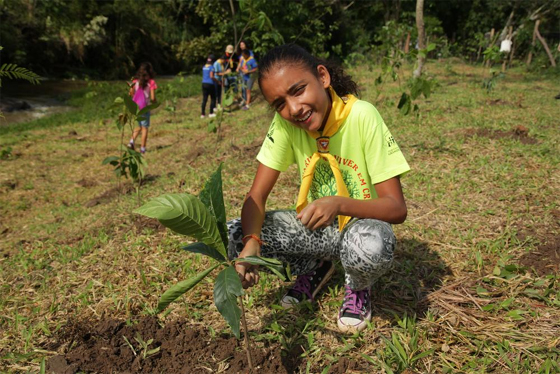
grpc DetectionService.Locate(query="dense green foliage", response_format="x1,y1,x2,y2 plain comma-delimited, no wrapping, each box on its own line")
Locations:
1,0,558,79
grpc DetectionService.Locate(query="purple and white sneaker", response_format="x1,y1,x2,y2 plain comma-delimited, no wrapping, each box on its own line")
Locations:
281,261,335,309
337,285,372,333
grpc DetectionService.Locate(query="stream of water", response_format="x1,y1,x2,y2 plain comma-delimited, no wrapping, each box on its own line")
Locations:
0,79,87,126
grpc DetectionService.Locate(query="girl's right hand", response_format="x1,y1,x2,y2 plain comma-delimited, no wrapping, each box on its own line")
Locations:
235,241,261,289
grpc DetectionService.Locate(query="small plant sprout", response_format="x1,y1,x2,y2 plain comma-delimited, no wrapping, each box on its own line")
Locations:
134,163,289,372
134,332,161,359
103,91,159,197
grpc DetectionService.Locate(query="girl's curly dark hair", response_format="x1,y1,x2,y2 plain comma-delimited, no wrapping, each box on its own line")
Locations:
136,62,155,89
258,44,358,97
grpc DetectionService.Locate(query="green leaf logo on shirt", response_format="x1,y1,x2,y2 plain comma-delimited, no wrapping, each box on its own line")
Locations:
309,162,360,200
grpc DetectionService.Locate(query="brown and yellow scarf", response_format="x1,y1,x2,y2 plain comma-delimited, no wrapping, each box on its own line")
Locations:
296,86,357,231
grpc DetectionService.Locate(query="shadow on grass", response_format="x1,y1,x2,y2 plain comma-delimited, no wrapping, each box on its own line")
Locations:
255,238,452,372
374,238,453,317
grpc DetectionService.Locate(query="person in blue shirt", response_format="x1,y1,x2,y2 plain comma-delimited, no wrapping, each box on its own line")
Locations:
201,55,217,118
213,55,231,108
238,49,258,110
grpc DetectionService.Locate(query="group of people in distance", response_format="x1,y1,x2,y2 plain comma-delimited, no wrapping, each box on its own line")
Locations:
125,41,258,153
201,41,258,118
127,43,411,334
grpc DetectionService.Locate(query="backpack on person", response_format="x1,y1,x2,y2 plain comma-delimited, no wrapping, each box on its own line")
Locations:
132,82,147,110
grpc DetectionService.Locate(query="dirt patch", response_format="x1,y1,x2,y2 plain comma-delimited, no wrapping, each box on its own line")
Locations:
486,98,511,106
518,236,560,277
140,173,160,186
84,184,134,207
185,146,205,165
132,215,166,234
327,356,365,374
46,316,293,374
464,126,538,145
76,178,98,188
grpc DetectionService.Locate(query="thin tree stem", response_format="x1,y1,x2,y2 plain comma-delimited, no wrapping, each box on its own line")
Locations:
239,296,254,372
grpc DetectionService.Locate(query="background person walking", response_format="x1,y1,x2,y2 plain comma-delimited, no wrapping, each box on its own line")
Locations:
201,55,217,118
128,62,157,154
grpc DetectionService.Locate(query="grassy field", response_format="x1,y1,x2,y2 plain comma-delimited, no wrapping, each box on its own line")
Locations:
0,60,559,373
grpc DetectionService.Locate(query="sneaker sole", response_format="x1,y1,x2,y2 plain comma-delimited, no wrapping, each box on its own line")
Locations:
337,311,371,333
281,262,335,309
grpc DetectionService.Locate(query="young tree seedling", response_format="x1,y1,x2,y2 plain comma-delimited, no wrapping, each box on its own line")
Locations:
103,92,159,200
134,164,289,372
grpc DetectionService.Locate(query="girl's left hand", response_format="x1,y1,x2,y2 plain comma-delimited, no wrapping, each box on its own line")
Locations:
297,196,339,230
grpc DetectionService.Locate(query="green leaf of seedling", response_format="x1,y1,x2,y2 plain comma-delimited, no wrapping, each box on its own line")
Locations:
235,256,289,281
214,266,244,338
134,194,226,257
223,90,234,107
199,163,228,247
182,242,226,263
157,262,220,312
208,120,217,133
138,101,160,116
397,93,411,115
427,43,436,52
124,95,138,115
422,80,432,98
102,156,120,165
411,80,423,100
146,347,161,357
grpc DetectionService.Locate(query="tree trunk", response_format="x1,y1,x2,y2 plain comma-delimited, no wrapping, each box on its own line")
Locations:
535,22,557,67
485,28,495,68
508,37,516,68
228,0,238,44
413,0,425,78
526,20,539,66
404,32,411,53
502,26,513,72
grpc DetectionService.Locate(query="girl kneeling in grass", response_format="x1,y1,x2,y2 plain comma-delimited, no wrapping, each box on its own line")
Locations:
228,44,410,333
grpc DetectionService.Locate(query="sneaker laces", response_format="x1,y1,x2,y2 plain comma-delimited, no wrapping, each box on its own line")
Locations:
290,272,315,301
341,285,369,316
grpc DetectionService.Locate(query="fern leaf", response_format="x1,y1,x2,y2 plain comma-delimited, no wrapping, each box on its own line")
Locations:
0,63,41,87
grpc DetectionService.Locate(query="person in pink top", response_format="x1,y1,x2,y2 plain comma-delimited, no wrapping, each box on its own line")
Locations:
128,62,157,154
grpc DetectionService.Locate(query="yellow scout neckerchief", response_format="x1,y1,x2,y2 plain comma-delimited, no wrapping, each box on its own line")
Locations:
240,56,254,71
296,86,357,231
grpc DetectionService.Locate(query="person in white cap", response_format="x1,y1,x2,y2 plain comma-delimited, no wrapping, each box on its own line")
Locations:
224,45,239,95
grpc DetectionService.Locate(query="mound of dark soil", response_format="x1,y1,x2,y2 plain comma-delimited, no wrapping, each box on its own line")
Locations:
518,235,560,277
464,126,538,145
47,316,292,374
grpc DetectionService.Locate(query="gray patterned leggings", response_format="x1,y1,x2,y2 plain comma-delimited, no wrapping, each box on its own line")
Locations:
227,210,396,290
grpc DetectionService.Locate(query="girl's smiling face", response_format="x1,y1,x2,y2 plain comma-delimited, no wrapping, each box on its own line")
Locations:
260,64,331,132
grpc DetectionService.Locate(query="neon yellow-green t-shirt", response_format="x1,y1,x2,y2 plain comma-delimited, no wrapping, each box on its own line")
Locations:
257,100,410,201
